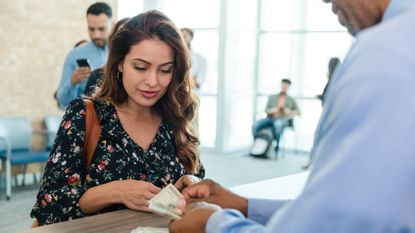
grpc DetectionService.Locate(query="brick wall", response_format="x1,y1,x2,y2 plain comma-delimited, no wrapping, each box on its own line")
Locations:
0,0,117,177
0,0,117,134
0,0,116,121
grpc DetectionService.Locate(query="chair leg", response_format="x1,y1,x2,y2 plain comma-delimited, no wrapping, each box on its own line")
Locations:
22,164,28,186
6,159,11,200
14,174,19,187
0,159,3,190
33,173,38,184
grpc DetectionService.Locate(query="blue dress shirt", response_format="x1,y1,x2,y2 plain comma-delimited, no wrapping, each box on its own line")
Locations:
56,42,108,109
206,0,415,232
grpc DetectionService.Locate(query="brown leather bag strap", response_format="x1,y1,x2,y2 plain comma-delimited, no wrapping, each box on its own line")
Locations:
84,99,101,172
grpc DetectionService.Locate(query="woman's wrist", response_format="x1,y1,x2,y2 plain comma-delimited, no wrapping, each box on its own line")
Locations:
106,180,124,204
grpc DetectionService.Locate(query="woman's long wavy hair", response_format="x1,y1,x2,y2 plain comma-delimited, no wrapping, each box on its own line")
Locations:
93,10,200,174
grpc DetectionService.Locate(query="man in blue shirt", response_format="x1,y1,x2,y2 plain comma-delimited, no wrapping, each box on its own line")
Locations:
170,0,415,232
56,2,112,109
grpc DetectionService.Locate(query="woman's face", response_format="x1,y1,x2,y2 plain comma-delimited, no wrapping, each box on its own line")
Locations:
119,38,174,109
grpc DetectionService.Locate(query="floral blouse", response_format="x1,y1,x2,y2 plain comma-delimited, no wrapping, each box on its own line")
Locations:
31,98,205,225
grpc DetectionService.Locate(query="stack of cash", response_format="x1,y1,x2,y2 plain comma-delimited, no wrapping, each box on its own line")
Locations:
131,227,168,233
149,183,183,220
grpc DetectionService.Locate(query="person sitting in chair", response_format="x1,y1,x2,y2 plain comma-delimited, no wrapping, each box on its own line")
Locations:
252,79,300,154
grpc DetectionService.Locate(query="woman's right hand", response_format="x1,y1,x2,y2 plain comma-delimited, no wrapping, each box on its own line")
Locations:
114,180,161,212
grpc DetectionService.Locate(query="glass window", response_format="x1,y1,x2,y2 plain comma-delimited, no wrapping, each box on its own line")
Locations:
302,32,353,97
163,0,220,28
306,0,346,31
117,0,143,19
257,33,293,94
261,0,294,31
192,30,219,95
199,96,217,147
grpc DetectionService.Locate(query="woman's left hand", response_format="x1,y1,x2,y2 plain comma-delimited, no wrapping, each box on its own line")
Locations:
174,175,202,192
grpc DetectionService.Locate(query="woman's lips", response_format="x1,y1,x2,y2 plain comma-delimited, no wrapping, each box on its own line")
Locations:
139,90,159,98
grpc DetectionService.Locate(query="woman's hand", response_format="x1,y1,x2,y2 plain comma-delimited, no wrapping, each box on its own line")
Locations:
31,218,39,228
174,175,202,192
114,180,161,212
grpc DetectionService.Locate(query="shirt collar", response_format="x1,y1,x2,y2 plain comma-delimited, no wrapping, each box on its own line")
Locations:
88,41,108,51
383,0,415,21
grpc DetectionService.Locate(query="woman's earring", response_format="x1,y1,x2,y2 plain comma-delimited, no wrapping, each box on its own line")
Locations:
116,71,121,81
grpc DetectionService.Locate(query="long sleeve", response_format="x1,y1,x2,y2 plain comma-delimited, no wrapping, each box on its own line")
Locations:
206,209,266,233
247,199,290,225
56,53,85,110
31,99,89,225
206,199,289,233
264,95,277,115
206,3,415,232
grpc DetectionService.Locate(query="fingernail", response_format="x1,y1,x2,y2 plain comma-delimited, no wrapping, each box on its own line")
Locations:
176,199,186,209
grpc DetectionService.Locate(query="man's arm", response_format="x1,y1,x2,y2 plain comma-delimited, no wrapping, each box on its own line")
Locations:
56,53,90,109
265,95,278,115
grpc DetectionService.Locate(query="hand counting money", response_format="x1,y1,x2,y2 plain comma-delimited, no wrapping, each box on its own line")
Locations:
149,184,183,219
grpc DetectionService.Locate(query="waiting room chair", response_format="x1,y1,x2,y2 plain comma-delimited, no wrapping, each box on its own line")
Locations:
44,115,63,150
0,117,50,200
252,113,298,159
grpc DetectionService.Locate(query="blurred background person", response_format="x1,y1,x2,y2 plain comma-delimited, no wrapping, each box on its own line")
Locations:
252,79,300,156
56,2,113,109
181,28,207,91
83,17,131,97
303,57,342,169
317,57,342,106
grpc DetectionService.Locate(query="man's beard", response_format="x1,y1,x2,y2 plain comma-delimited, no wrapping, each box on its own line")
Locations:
92,39,106,48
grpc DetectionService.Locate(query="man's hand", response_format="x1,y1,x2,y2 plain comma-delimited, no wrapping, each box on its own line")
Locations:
169,202,221,233
174,175,202,192
71,67,91,85
181,179,248,216
272,110,283,119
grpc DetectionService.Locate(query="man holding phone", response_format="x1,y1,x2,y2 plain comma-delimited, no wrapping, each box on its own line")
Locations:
56,2,112,109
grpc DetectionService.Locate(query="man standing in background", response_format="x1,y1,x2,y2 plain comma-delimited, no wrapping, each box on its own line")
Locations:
181,28,207,91
56,2,112,109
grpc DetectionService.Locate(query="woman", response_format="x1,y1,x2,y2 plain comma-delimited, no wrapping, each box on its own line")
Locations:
31,11,204,226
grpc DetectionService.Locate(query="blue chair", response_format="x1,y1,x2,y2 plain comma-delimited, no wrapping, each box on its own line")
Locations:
0,117,50,200
44,115,63,150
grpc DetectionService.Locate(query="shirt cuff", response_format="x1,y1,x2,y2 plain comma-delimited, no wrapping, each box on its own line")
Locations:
206,209,245,233
248,198,290,225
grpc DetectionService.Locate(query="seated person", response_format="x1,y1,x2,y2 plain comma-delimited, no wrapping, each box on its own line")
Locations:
31,11,204,226
252,79,300,154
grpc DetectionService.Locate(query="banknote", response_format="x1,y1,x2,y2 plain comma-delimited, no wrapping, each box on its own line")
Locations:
149,183,183,219
131,227,168,233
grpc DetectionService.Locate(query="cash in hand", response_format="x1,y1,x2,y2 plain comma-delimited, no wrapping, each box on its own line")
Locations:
149,184,183,220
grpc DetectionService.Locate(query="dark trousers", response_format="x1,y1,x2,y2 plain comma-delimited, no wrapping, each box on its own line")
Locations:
252,117,288,152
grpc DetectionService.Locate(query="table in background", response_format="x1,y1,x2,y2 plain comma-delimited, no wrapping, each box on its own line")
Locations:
231,171,310,199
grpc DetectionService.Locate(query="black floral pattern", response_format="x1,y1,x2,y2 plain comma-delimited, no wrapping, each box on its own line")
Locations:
31,98,204,225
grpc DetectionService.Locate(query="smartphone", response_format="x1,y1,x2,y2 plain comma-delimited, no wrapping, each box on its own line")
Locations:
76,58,91,69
